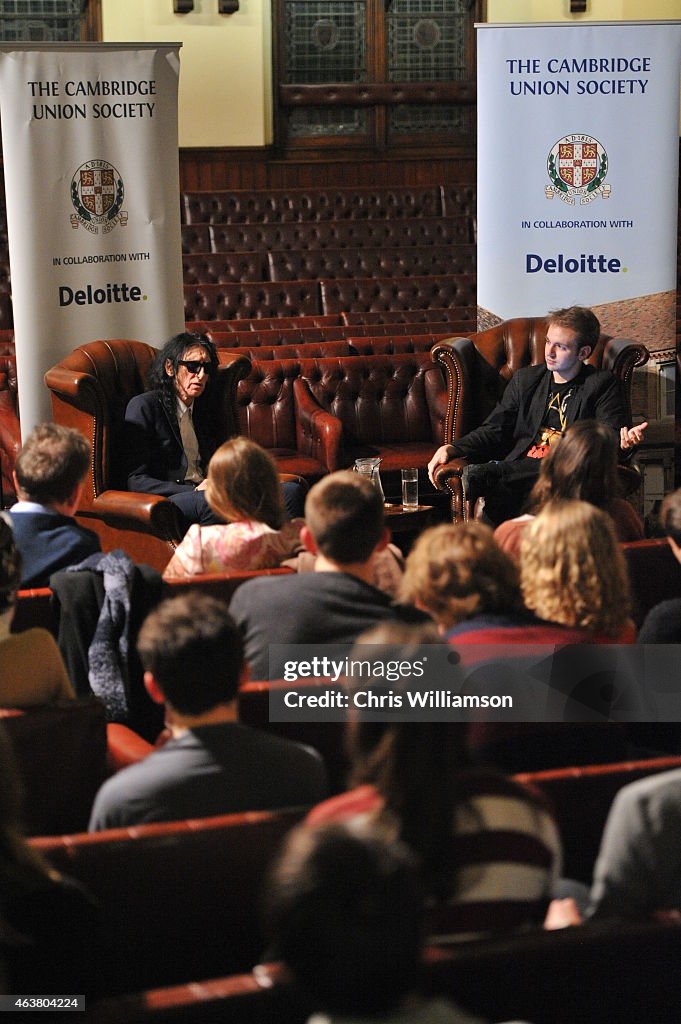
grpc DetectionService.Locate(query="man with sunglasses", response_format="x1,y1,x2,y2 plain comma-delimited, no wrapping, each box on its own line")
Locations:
124,332,223,532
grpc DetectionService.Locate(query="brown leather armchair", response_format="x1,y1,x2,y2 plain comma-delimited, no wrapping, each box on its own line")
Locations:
430,317,649,521
44,339,250,571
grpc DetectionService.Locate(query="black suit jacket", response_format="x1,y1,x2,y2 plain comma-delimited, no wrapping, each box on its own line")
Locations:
124,390,218,497
451,364,628,464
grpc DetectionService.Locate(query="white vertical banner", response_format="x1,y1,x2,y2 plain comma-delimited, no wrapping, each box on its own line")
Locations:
476,22,681,343
0,43,184,433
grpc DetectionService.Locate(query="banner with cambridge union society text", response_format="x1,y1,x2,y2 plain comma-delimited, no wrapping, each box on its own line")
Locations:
0,44,184,432
476,22,681,343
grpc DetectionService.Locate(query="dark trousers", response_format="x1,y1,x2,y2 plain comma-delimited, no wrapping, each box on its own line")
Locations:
170,479,307,535
477,459,542,526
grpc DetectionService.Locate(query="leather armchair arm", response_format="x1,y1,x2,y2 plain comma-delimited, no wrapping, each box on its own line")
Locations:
43,364,100,403
432,455,471,521
431,336,480,443
293,378,343,472
90,490,183,541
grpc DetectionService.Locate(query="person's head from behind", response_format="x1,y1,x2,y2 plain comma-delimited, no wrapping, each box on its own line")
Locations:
520,499,630,636
528,419,619,512
206,437,285,530
136,593,244,716
660,489,681,560
0,518,21,617
401,521,522,629
148,331,218,407
266,822,423,1017
345,622,471,901
13,423,89,509
302,470,388,566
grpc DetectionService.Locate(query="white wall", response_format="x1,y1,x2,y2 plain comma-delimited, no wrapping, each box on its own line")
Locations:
101,0,272,147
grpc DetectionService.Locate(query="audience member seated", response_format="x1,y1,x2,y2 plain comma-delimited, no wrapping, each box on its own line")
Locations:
401,521,588,646
305,626,560,943
400,522,630,770
163,437,303,578
427,305,646,525
587,765,681,920
8,422,100,588
123,331,304,534
546,763,681,929
0,517,74,706
0,725,100,997
88,592,326,830
229,471,430,680
266,821,527,1024
494,419,644,563
637,488,681,643
520,501,636,643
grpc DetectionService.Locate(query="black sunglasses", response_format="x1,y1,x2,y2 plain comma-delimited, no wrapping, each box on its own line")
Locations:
178,359,213,374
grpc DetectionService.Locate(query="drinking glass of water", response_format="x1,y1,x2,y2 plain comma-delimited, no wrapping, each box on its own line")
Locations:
401,468,419,508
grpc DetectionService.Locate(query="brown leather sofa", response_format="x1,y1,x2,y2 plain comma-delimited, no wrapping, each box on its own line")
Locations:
186,313,342,333
342,307,477,325
208,329,449,354
182,185,443,224
209,215,473,251
234,357,333,481
320,274,477,315
232,350,446,483
267,244,476,281
207,326,348,347
293,351,446,480
183,280,322,321
219,340,352,362
440,182,477,217
182,251,269,284
430,317,649,520
44,339,249,570
181,223,211,253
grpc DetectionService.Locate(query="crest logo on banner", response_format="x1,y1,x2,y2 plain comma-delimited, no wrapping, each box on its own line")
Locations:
70,158,127,234
546,134,611,205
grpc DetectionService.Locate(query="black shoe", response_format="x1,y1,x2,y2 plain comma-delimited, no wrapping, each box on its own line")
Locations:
461,462,502,505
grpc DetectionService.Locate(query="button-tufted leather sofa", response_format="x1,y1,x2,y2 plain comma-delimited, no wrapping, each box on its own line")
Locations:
267,244,476,282
233,350,446,485
342,307,477,325
183,280,322,321
182,251,269,284
430,317,649,520
181,223,211,253
294,351,446,483
182,186,444,224
319,274,477,315
208,214,473,251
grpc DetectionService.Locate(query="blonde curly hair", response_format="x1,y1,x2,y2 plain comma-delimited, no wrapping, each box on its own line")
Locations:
520,500,630,637
401,522,522,629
